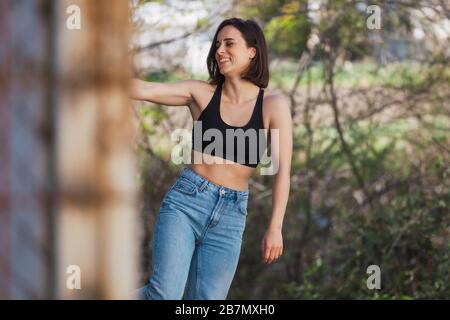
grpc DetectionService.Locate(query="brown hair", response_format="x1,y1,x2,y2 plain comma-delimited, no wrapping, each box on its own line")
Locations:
207,18,269,88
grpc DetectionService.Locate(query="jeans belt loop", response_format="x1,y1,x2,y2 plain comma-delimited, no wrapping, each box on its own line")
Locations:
198,179,208,192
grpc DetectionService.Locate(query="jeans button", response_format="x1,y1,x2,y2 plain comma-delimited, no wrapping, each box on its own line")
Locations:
220,189,225,195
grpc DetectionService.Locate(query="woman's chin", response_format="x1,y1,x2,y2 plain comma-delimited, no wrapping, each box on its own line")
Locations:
219,67,234,76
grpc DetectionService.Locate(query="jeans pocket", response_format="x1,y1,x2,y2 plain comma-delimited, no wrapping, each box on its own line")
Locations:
238,198,248,216
173,177,198,195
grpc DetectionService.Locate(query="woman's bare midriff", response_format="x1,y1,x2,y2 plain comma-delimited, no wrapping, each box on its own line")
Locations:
188,150,254,191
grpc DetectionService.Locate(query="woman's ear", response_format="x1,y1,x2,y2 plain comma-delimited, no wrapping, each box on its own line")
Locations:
249,47,256,60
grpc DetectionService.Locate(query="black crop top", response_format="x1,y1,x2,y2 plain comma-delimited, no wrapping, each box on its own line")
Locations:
191,81,267,168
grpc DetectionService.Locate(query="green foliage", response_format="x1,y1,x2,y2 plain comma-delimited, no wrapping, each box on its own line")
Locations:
265,12,310,58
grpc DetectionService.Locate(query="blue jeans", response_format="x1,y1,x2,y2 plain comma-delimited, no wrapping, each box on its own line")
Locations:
137,166,249,300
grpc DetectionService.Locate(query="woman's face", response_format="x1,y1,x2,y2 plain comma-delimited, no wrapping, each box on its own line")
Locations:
215,25,256,77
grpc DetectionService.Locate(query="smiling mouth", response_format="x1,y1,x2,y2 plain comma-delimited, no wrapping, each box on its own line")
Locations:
218,58,230,66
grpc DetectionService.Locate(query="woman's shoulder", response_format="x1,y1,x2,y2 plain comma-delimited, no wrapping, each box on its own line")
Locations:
260,88,291,128
262,88,290,115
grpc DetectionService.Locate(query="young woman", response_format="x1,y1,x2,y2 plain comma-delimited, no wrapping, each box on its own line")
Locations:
130,18,292,300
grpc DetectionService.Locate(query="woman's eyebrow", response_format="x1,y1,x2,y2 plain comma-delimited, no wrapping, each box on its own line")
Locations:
215,38,235,44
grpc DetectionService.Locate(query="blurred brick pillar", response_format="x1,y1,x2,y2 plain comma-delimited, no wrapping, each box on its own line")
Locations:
56,0,139,299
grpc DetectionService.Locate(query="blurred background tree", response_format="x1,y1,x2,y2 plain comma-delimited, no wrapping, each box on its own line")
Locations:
131,0,450,299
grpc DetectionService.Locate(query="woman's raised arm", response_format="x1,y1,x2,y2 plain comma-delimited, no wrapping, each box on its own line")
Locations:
129,78,203,106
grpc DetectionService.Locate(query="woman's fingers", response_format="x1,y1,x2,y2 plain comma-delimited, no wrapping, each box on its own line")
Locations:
262,233,284,264
264,246,283,264
276,246,283,258
264,244,272,264
268,248,277,264
264,246,277,264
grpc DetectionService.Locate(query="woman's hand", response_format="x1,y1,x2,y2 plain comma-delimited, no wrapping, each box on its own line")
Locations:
262,227,283,265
